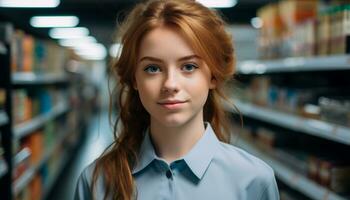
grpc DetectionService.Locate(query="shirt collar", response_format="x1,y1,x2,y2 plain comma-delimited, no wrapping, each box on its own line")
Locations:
132,128,157,175
132,123,221,180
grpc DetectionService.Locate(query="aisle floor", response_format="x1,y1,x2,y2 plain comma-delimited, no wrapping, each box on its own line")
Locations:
48,110,114,200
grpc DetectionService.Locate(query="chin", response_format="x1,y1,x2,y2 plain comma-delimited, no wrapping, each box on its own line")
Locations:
161,119,187,127
154,115,190,128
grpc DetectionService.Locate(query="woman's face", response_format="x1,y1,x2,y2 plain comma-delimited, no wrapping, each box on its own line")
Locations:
134,26,216,128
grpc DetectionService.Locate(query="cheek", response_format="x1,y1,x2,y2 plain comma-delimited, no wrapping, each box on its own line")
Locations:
187,75,211,93
136,79,161,106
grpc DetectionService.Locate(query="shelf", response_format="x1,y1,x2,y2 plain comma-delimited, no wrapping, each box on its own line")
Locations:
237,55,350,74
14,148,31,167
0,110,8,126
13,128,71,196
226,99,350,145
236,139,348,200
13,102,69,139
0,41,7,55
12,72,69,85
0,158,8,178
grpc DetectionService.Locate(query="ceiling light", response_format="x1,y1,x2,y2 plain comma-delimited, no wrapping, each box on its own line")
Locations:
0,0,60,8
75,43,107,60
197,0,237,8
58,36,97,47
251,17,263,29
49,27,89,39
30,16,79,28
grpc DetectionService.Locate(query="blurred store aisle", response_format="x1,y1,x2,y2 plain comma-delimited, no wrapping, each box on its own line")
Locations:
47,110,114,200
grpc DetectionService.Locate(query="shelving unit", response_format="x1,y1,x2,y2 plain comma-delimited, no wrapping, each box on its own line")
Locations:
236,139,348,200
0,22,89,200
237,55,350,74
226,99,350,145
230,51,350,199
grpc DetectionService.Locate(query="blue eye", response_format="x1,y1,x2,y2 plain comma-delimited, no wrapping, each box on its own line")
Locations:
182,63,198,72
144,65,161,73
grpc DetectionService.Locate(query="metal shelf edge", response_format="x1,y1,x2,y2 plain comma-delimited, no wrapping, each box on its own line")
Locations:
12,72,69,85
237,55,350,74
0,111,9,126
0,41,7,55
227,99,350,145
0,158,8,178
13,167,35,195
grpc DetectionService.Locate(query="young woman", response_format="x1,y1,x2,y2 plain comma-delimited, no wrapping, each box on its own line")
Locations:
75,0,279,199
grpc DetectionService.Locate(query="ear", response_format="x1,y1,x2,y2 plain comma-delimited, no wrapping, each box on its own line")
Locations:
209,76,217,89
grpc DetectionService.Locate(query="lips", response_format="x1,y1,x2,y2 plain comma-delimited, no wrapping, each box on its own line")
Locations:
158,100,187,104
157,99,187,109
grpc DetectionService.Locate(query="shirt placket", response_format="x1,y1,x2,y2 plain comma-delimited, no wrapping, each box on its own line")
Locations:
155,160,176,200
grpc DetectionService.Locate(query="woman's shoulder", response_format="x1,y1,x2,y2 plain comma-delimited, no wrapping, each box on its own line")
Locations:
214,142,279,199
215,141,275,181
78,160,99,183
74,160,104,200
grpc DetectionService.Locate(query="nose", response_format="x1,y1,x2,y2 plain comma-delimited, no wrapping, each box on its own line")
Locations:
162,69,179,94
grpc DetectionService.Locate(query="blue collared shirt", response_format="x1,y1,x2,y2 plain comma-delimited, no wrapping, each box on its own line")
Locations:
75,123,279,200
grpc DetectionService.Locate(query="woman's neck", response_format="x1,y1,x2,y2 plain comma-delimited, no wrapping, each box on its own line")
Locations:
149,116,205,163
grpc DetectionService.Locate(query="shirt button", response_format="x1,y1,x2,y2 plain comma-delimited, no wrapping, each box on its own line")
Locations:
166,170,172,179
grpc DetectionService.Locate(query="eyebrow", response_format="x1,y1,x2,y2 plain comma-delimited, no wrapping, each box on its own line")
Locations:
139,55,201,63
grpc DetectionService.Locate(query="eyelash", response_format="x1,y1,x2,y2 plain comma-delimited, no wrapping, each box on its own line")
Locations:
182,63,198,72
143,63,199,74
144,65,161,73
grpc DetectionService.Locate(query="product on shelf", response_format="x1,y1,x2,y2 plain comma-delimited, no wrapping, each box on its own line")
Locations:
234,121,350,194
329,5,350,55
279,0,318,57
256,127,294,148
319,97,350,127
257,0,350,59
0,89,5,110
29,175,42,200
308,155,350,193
21,132,43,165
247,77,270,106
257,3,282,59
12,88,68,125
11,30,69,75
316,9,331,55
235,77,350,126
13,90,32,124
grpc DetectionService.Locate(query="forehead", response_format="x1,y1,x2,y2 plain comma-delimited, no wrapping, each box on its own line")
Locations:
138,26,196,60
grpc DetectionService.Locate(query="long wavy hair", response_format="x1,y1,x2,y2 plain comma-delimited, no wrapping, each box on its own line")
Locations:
92,0,236,199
